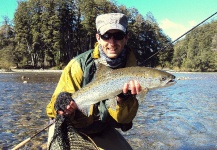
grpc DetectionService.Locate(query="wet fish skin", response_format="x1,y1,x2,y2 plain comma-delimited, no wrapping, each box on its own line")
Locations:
49,65,176,149
72,64,175,114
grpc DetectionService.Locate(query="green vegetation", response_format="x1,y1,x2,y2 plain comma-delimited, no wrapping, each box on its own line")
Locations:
172,21,217,71
0,0,216,72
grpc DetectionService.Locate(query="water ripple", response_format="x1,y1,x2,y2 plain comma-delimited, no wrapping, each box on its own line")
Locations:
0,72,217,149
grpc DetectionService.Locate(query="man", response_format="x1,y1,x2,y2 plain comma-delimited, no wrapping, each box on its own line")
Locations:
46,13,142,149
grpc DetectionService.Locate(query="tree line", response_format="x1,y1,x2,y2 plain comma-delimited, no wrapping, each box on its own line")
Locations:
0,0,172,69
172,20,217,71
0,0,216,72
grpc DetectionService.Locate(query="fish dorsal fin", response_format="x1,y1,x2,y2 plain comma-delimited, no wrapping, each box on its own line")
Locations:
95,63,113,79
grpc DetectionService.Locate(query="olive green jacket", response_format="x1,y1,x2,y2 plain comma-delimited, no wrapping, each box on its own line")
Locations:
46,43,139,129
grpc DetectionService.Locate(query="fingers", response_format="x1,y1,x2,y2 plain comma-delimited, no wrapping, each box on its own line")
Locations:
123,80,141,95
58,110,64,115
68,101,78,110
58,101,77,115
123,83,129,94
133,80,141,94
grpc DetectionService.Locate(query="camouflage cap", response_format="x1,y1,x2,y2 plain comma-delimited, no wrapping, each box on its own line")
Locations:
96,13,128,35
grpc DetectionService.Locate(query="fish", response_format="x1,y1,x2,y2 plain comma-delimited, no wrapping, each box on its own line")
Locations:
72,64,176,115
49,64,176,150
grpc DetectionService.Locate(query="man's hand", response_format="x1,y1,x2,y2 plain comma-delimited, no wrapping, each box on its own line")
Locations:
55,92,78,116
58,100,77,115
117,80,141,104
123,80,141,95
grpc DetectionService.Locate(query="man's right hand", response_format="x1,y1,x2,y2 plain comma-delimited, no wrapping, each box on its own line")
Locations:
54,92,78,116
58,100,77,115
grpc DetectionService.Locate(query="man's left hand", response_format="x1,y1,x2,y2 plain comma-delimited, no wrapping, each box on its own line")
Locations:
116,80,141,104
123,80,141,95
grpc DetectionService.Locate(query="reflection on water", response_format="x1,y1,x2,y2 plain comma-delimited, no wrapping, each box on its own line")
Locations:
0,72,61,149
0,72,217,149
122,72,217,150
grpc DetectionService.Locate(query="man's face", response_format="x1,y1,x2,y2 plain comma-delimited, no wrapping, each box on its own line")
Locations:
96,29,128,59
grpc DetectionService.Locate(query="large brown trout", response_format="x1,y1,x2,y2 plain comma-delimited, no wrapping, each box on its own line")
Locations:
49,64,175,150
72,64,176,115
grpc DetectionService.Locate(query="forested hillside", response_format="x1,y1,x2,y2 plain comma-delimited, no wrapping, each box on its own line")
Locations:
173,20,217,71
0,0,216,72
0,0,172,69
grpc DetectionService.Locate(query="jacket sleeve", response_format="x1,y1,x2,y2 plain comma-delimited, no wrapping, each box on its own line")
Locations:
46,59,83,118
107,96,139,124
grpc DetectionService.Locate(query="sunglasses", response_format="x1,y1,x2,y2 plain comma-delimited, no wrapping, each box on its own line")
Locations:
99,31,126,40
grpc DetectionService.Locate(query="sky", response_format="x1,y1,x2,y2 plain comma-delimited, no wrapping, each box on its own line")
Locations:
0,0,217,41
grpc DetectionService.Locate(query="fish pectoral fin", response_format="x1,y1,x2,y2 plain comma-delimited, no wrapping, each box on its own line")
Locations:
105,98,117,111
79,104,94,117
136,87,149,102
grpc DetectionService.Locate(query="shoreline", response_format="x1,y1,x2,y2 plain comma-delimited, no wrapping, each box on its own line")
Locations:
0,68,216,74
0,68,63,73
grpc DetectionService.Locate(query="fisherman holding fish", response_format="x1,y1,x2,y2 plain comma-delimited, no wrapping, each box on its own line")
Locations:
46,13,145,149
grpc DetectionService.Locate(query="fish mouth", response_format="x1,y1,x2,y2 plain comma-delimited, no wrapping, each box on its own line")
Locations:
167,79,176,85
166,75,176,86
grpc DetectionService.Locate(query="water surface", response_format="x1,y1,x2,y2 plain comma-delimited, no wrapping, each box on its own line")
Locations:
0,72,216,149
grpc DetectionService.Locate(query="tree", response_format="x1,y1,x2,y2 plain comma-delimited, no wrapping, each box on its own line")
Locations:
58,0,77,64
78,0,98,49
127,11,172,67
14,0,32,66
173,20,217,71
0,16,15,68
28,0,44,67
39,0,64,67
10,0,175,69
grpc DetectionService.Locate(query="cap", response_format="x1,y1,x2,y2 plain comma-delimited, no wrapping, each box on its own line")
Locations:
96,13,128,35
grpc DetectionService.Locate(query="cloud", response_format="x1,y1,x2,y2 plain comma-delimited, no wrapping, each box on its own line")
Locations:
159,18,197,41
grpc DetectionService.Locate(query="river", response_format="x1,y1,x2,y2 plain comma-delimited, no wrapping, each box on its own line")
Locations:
0,71,217,150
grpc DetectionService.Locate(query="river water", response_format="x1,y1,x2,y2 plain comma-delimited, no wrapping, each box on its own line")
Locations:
0,71,217,150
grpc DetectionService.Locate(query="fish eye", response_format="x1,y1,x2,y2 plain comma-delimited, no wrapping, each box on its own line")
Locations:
161,77,167,81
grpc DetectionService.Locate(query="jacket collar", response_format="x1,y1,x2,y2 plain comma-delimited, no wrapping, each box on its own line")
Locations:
92,42,100,59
